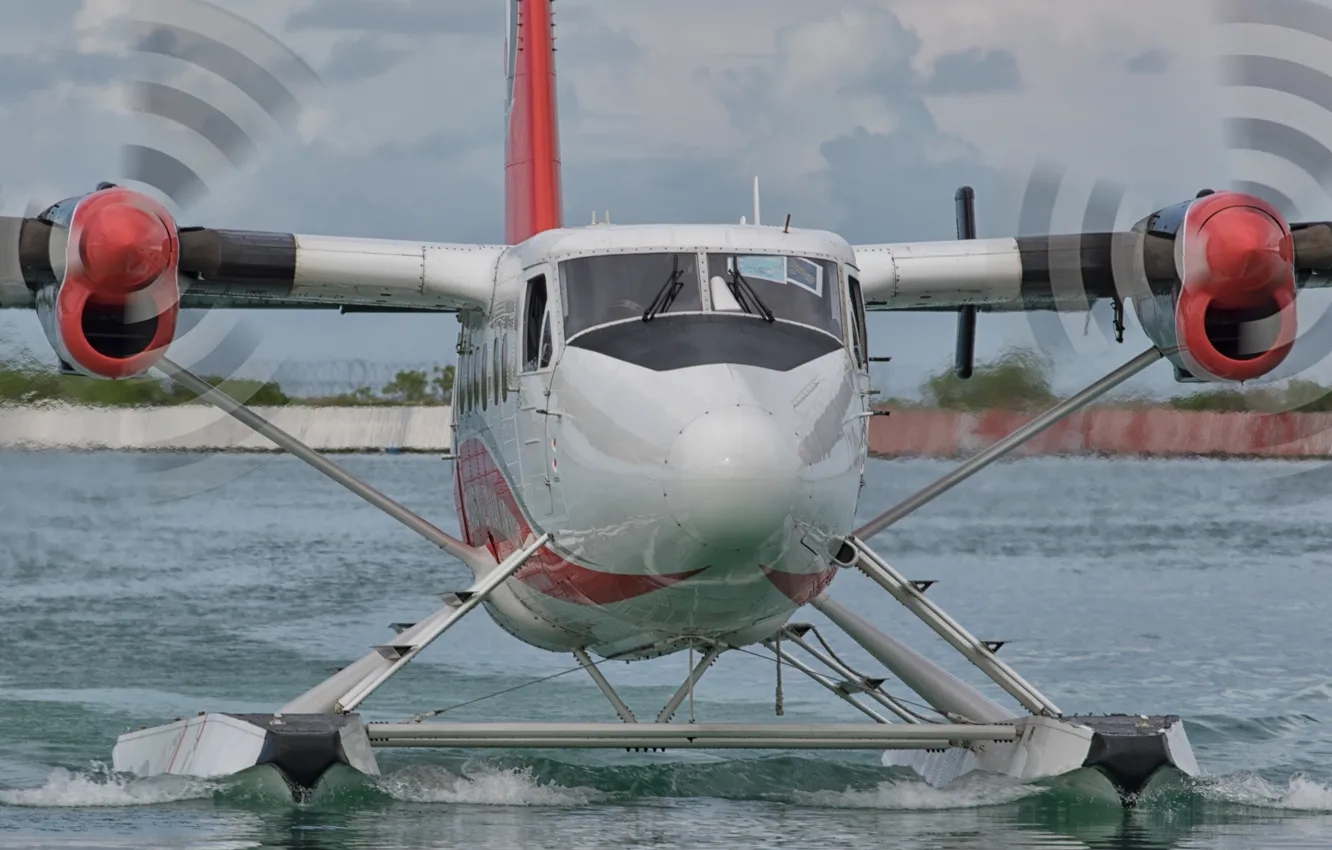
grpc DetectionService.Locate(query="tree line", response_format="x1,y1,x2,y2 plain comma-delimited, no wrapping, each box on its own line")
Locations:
5,352,1332,412
0,362,455,408
902,349,1332,413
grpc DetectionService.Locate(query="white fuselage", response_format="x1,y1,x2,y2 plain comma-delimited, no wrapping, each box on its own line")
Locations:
452,224,871,659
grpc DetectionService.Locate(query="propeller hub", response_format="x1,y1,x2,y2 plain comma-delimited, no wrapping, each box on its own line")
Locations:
1194,205,1292,304
1175,192,1298,381
78,199,173,296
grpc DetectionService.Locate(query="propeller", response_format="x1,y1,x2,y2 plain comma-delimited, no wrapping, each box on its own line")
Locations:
118,0,319,210
1015,162,1152,357
2,0,319,387
1,0,322,499
1007,0,1332,398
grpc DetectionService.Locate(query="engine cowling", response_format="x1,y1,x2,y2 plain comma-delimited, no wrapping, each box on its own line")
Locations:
1133,191,1297,383
35,187,181,379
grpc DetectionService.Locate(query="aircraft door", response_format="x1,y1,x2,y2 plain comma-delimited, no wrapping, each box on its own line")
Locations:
516,266,558,517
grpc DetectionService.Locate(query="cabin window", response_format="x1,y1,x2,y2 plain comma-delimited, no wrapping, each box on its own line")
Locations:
848,274,869,369
523,274,554,372
458,320,473,413
560,253,702,339
500,335,511,402
479,344,489,411
705,254,844,339
464,347,475,412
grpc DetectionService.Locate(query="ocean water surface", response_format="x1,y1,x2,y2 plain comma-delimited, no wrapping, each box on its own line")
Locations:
4,452,1332,848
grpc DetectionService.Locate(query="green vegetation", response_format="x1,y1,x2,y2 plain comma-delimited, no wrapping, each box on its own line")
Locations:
921,348,1058,411
1169,379,1332,413
915,347,1332,413
311,366,454,407
8,348,1332,413
0,362,455,408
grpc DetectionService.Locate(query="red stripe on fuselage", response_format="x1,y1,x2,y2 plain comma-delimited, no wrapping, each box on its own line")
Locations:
505,0,562,244
454,437,702,605
761,566,838,607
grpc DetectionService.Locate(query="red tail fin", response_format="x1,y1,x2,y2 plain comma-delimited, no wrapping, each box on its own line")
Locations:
505,0,563,244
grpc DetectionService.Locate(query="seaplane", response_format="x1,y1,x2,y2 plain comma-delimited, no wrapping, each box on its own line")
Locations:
3,0,1328,806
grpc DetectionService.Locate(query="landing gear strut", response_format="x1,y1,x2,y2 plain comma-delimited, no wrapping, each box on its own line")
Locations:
112,349,1194,805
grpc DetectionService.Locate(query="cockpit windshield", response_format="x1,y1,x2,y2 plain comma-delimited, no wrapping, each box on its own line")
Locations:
560,253,702,339
707,254,843,339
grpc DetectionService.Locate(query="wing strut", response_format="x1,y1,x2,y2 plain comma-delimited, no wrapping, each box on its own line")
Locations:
155,357,492,575
854,345,1167,542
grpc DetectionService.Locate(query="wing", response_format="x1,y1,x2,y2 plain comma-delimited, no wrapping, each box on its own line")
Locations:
853,223,1332,313
853,194,1332,384
853,233,1171,313
1,217,504,313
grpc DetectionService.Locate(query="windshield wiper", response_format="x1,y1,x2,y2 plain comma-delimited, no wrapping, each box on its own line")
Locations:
642,256,685,322
728,266,775,323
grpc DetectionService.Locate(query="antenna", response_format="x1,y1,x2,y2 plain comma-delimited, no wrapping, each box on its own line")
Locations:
753,176,762,227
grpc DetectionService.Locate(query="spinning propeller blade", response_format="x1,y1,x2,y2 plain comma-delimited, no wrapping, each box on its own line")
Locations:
0,0,321,411
1005,0,1332,393
118,0,319,210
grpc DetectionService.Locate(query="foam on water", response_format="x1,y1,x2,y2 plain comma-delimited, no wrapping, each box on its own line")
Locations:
377,764,602,807
0,764,217,808
1199,773,1332,811
793,776,1044,811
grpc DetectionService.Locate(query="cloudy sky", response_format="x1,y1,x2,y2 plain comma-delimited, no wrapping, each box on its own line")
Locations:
2,0,1330,398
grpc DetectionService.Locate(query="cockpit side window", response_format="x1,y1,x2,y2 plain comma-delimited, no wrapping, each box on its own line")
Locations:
706,254,844,339
848,274,869,369
539,309,553,369
523,274,550,372
560,253,702,339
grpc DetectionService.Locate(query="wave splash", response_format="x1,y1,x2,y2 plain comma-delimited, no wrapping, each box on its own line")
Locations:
377,764,601,807
1197,773,1332,811
794,775,1044,811
0,763,217,808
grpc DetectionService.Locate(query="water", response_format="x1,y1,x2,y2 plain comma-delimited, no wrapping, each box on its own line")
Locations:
4,452,1332,848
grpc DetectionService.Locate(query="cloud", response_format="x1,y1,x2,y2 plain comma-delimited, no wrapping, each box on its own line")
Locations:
921,47,1023,95
286,0,498,36
0,0,1282,396
678,4,998,240
822,126,996,242
319,34,413,83
1126,47,1171,74
556,24,641,68
0,52,118,105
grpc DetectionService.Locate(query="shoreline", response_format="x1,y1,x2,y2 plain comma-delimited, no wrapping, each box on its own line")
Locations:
0,404,454,453
869,408,1332,460
5,404,1332,458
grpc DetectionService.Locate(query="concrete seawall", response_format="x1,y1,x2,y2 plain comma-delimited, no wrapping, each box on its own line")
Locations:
0,405,454,452
869,409,1332,459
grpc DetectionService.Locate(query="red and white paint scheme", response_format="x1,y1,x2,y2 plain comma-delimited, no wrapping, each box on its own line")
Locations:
1175,192,1297,382
451,222,867,659
35,188,181,379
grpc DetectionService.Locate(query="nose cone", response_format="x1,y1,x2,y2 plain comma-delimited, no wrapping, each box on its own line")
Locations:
79,203,173,294
663,407,801,552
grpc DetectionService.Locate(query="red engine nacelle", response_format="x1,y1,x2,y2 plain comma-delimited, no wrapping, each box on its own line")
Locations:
45,187,182,379
1174,192,1297,382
